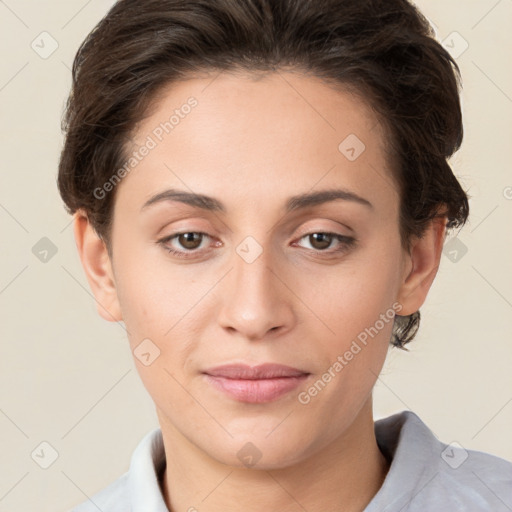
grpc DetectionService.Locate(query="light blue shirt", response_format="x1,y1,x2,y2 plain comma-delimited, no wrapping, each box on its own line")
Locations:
70,410,512,511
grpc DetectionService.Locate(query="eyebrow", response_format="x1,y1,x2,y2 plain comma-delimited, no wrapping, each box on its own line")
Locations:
140,187,373,213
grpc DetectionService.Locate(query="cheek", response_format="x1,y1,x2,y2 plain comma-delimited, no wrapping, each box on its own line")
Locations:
293,250,400,428
300,245,402,345
112,247,213,394
112,241,190,337
112,256,202,407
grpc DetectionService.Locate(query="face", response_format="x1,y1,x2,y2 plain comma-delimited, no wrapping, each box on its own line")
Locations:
78,70,439,469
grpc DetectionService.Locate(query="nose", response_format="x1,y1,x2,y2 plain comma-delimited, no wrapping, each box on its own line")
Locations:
216,242,296,341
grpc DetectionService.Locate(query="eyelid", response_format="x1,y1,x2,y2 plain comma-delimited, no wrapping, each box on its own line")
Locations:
293,231,356,252
160,231,215,248
158,230,223,257
294,223,353,238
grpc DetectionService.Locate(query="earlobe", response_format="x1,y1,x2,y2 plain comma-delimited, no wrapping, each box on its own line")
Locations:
396,217,447,316
73,210,123,322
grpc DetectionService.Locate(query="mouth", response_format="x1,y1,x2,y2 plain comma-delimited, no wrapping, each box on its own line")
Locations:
202,363,311,403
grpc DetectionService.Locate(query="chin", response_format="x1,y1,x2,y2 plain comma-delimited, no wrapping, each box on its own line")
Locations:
198,428,310,470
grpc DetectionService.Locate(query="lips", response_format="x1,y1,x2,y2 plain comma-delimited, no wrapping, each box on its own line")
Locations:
204,363,308,379
203,363,310,403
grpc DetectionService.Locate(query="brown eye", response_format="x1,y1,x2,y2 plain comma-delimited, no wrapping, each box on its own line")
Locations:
308,233,333,250
295,232,356,256
177,232,203,250
158,231,211,258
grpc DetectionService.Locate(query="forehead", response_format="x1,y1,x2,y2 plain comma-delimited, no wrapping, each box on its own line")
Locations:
116,70,398,216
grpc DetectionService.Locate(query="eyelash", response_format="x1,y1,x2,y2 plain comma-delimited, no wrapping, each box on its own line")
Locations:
158,231,357,260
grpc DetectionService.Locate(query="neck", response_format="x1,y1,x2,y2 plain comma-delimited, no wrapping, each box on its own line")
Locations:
159,398,389,512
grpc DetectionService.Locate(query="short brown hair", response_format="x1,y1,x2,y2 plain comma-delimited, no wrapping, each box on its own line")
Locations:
57,0,469,349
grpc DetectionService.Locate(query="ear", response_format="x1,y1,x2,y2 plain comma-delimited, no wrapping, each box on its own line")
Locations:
73,210,123,322
396,216,447,316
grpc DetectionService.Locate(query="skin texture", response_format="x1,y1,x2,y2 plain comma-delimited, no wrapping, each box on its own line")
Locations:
74,70,446,512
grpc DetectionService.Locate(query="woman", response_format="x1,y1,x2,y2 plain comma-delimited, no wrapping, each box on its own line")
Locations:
58,0,512,510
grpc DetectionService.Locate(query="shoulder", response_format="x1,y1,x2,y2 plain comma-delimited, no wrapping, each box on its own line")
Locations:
430,439,512,511
67,427,166,512
68,472,129,512
368,410,512,512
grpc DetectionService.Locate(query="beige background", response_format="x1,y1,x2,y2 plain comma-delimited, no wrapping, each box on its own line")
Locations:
0,1,511,511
